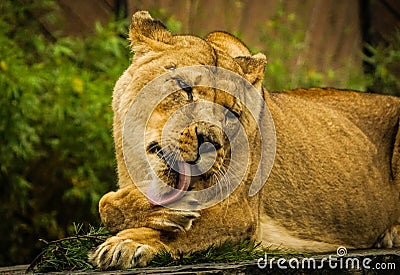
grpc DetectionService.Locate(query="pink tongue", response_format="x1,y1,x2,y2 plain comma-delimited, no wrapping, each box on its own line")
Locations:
148,161,191,206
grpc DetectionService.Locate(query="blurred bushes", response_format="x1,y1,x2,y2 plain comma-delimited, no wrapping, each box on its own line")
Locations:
0,0,129,265
257,4,400,95
364,32,400,96
257,5,368,91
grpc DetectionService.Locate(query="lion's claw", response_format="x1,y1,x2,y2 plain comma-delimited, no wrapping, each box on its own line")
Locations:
89,236,156,270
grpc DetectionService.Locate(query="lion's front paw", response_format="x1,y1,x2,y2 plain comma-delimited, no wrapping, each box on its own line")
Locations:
375,225,400,248
88,236,156,270
150,209,200,232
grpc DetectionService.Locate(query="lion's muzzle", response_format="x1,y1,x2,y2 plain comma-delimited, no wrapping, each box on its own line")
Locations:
146,122,225,206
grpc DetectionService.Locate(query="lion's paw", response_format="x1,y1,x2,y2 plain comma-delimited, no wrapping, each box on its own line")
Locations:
88,236,156,270
150,210,200,232
375,225,400,248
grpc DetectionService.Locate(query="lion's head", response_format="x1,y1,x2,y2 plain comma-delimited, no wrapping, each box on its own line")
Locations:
114,11,269,208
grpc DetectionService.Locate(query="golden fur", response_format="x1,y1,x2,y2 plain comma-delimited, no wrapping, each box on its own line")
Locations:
89,11,400,269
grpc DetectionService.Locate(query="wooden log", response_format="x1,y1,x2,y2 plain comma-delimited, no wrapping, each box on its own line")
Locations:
3,248,399,274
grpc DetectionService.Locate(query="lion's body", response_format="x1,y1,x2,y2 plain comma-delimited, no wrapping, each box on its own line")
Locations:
263,88,400,251
89,11,400,269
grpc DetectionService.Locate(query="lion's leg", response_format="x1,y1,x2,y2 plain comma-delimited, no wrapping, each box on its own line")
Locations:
89,227,168,270
375,225,400,248
91,186,201,269
98,186,200,234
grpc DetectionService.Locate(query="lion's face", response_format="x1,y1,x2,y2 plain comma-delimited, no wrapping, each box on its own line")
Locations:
118,11,267,206
145,81,244,199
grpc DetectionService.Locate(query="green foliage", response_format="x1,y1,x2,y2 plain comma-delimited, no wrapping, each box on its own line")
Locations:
257,3,368,91
0,0,130,266
29,226,293,272
27,224,110,273
364,32,400,96
258,7,308,90
148,239,290,267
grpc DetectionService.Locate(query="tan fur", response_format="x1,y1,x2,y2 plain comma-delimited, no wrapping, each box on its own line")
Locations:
89,11,400,269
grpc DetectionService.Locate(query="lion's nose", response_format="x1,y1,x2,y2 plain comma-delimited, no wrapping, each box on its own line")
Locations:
177,125,222,164
183,133,220,166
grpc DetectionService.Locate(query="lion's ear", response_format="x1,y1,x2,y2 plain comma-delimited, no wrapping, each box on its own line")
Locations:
234,53,267,87
205,31,251,57
129,11,173,54
206,32,267,87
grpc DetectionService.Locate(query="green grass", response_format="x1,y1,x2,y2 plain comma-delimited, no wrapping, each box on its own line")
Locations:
27,224,110,273
27,224,298,273
148,239,287,267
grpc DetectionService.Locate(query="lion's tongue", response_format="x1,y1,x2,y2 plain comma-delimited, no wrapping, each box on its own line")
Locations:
148,161,191,206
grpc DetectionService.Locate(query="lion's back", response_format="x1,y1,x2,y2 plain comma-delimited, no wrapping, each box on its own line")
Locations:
269,87,400,145
264,87,400,247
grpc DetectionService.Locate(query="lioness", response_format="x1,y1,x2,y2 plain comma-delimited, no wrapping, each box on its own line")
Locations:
89,11,400,269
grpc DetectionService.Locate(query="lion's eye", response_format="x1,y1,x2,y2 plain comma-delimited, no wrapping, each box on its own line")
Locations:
174,78,193,102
